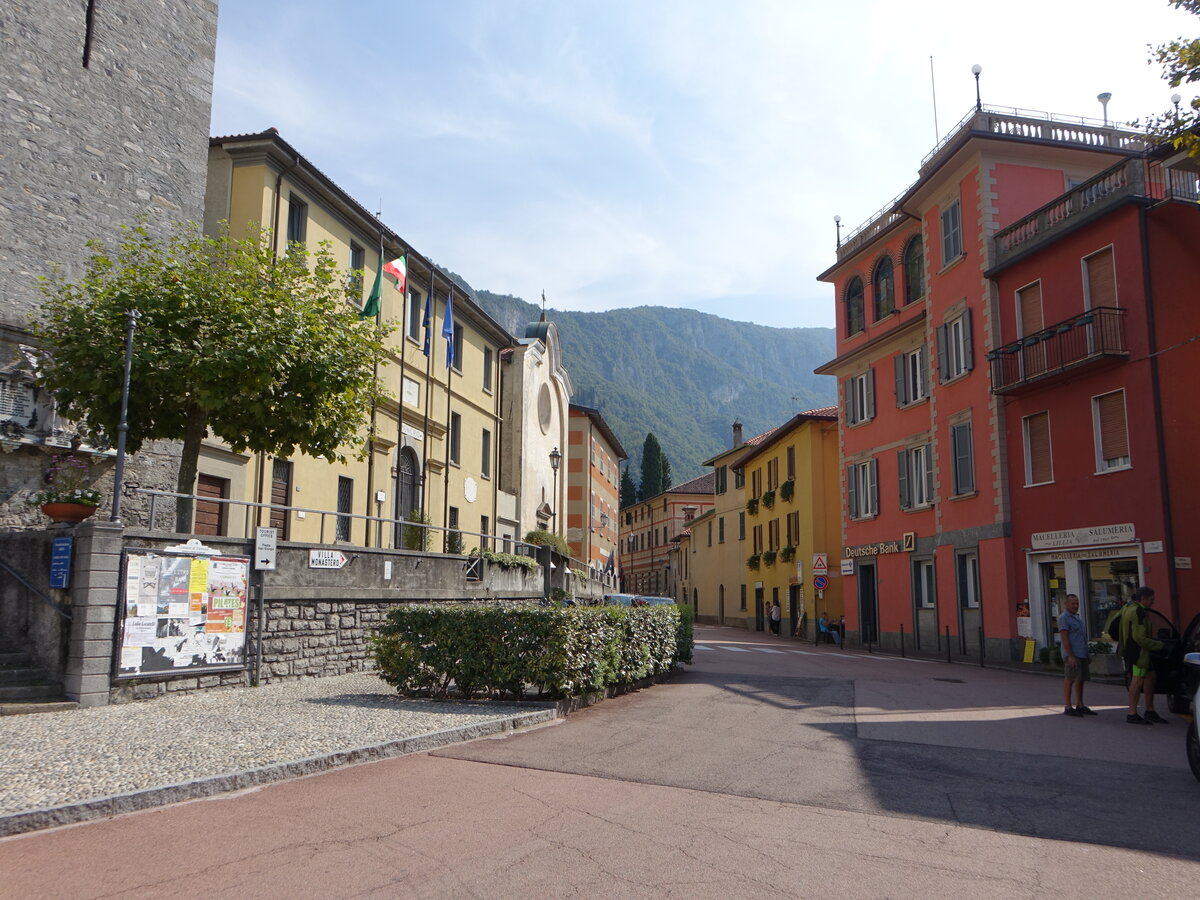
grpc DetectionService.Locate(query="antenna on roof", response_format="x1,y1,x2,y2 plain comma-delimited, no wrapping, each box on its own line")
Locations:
930,56,939,142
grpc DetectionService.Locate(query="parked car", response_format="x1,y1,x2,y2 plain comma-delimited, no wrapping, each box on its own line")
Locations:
602,593,640,607
1186,652,1200,783
634,595,676,606
1106,606,1200,714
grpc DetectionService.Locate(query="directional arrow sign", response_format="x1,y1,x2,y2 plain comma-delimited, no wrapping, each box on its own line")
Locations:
255,526,278,571
308,549,348,569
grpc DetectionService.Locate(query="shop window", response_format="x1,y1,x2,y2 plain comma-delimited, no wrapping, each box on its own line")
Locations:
846,369,876,426
957,552,980,609
873,256,895,321
913,559,935,608
895,346,928,407
845,277,865,336
1094,390,1130,471
1024,411,1053,485
903,236,925,304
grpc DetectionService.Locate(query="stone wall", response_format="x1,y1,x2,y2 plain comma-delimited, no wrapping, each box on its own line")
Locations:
0,0,219,528
0,531,68,673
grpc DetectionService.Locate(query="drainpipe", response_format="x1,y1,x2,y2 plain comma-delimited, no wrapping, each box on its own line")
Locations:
1139,202,1180,624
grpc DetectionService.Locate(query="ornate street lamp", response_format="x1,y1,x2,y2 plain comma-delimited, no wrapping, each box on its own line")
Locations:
549,447,561,532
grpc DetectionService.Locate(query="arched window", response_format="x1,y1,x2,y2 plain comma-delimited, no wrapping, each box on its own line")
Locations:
873,257,895,321
903,236,925,304
845,277,865,336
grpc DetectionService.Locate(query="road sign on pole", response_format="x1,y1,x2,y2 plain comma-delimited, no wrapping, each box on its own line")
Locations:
812,553,828,576
255,527,278,571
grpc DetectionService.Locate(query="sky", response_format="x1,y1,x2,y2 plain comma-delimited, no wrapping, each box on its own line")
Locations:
209,0,1198,329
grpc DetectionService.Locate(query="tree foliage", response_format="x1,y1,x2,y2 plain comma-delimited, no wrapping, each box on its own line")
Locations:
1141,0,1200,156
32,223,390,530
640,432,665,500
620,466,638,509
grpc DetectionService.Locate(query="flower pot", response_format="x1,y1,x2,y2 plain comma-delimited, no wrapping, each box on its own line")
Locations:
41,502,98,524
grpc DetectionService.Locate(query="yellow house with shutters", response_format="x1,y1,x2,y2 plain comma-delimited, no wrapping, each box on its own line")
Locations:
197,130,516,550
734,408,843,638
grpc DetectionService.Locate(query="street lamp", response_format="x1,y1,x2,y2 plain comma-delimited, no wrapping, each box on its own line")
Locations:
972,64,982,112
1098,92,1112,127
599,511,610,585
549,447,561,532
834,214,842,249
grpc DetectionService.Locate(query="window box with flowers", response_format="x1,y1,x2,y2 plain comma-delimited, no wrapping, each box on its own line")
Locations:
761,489,775,509
746,497,759,515
780,479,795,503
780,545,796,563
27,454,102,524
747,553,761,570
763,549,777,566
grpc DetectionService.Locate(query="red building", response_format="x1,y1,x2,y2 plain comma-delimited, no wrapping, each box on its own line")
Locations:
989,149,1200,639
620,472,715,596
816,105,1198,658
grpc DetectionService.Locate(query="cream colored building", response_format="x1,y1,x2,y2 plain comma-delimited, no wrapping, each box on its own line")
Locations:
200,130,515,550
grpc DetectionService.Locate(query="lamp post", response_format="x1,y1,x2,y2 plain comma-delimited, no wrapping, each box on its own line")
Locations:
1172,93,1182,127
971,64,982,112
834,214,842,249
1098,92,1112,127
549,446,561,533
110,308,141,524
600,511,610,585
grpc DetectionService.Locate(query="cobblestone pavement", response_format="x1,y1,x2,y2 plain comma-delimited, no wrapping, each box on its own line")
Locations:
0,673,556,836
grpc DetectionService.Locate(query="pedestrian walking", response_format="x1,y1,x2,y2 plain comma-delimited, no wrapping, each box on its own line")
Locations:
1120,586,1167,725
1058,594,1095,717
769,600,781,635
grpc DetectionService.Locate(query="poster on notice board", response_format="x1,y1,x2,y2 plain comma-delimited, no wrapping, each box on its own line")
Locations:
115,548,250,678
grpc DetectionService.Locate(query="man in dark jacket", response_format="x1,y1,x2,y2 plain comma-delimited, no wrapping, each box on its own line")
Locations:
1120,586,1166,725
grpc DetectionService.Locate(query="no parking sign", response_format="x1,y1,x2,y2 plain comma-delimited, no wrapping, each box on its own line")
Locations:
812,574,829,590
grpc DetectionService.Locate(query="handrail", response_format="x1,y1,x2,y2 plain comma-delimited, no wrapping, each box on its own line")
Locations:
0,556,71,621
128,487,540,557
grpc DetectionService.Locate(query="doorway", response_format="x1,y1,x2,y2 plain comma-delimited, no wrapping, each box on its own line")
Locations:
754,585,765,632
858,563,878,643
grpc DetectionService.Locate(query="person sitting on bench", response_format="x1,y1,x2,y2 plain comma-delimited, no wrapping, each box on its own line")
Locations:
818,612,841,645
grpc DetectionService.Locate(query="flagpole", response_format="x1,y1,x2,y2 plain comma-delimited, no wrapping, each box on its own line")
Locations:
365,234,383,547
395,255,407,548
420,269,434,525
442,287,454,552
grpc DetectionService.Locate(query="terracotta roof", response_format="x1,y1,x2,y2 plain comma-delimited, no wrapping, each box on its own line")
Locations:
734,409,839,469
669,471,716,494
802,405,839,417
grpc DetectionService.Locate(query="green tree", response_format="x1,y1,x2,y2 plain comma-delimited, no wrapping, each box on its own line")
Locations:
1141,1,1200,156
659,452,672,492
640,432,665,500
620,465,638,509
32,223,390,531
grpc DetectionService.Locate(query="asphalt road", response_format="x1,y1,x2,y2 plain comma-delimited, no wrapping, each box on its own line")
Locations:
2,626,1198,898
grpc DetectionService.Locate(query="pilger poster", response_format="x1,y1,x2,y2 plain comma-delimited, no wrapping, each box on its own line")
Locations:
115,549,250,678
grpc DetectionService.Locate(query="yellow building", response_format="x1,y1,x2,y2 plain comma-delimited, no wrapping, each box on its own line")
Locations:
678,422,773,626
735,407,842,637
199,130,515,550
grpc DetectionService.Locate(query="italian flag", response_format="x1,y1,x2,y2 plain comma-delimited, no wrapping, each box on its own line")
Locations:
383,255,406,293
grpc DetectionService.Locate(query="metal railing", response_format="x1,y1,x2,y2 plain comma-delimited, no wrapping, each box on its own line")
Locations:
987,306,1128,393
837,105,1151,264
0,557,71,621
128,487,540,558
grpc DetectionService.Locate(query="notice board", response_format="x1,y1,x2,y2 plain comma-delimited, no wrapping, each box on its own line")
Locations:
115,548,251,679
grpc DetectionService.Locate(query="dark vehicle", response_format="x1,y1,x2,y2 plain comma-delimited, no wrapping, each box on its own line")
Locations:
1186,652,1200,782
633,595,676,607
1107,607,1200,714
602,593,640,607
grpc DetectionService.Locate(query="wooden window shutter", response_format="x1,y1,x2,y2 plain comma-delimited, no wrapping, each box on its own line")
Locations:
1086,249,1117,308
865,368,876,420
1097,391,1129,461
895,354,908,406
1027,412,1052,484
936,324,949,382
847,464,858,519
962,309,974,372
897,449,911,509
868,459,878,515
1019,283,1043,337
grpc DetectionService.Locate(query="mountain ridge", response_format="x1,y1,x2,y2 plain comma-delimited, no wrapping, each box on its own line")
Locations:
472,289,838,485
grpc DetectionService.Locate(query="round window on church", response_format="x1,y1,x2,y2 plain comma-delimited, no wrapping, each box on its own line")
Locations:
538,384,552,434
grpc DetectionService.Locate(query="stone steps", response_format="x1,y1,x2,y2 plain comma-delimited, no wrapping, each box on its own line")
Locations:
0,650,75,712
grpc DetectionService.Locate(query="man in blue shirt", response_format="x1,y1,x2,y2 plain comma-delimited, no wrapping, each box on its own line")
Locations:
1059,594,1094,717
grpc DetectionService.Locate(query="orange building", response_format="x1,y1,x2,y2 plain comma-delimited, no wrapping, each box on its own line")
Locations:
565,404,627,579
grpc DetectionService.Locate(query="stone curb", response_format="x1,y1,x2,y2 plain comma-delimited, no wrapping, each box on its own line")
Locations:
0,706,557,839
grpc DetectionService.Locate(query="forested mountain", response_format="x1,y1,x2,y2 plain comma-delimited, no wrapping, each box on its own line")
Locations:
472,289,838,485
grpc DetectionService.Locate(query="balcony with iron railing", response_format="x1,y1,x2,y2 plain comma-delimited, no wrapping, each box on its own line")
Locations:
987,306,1128,394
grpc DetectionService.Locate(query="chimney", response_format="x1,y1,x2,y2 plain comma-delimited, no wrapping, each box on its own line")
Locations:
732,421,743,447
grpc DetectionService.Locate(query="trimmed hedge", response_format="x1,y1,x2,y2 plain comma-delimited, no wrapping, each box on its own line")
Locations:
370,602,691,699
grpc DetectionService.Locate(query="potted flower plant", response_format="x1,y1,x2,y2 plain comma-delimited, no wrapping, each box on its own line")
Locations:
27,454,102,524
